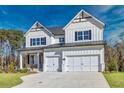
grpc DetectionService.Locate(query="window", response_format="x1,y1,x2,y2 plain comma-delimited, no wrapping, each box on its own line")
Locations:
84,30,91,40
75,30,91,41
32,38,36,46
59,37,64,43
30,37,46,46
77,31,83,40
36,38,40,45
41,37,46,45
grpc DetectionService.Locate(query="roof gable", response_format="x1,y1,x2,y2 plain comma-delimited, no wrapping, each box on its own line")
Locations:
63,9,105,30
24,21,54,37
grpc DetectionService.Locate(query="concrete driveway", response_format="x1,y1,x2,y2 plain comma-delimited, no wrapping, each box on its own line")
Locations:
14,72,109,88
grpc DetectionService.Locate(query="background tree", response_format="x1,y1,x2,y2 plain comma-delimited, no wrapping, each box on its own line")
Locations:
105,45,119,72
0,29,24,71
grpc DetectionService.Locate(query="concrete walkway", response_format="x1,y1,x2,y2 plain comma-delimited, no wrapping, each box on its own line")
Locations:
14,72,109,88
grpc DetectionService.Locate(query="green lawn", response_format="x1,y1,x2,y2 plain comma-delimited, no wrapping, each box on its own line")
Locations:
104,72,124,88
0,73,31,88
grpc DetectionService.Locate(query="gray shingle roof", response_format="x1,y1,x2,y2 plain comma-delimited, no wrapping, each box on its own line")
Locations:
44,40,106,49
18,41,106,51
47,27,64,36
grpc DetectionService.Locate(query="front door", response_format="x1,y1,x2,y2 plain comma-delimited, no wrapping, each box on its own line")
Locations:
29,54,37,68
30,55,35,64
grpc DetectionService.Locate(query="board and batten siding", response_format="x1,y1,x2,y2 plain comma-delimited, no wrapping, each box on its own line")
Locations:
54,35,65,44
26,30,54,47
65,21,104,43
43,45,104,72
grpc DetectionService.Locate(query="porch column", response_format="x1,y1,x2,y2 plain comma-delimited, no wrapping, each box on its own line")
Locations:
20,53,23,69
37,52,40,69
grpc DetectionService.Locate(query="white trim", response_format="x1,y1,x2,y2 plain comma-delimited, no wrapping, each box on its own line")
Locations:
24,21,55,37
19,53,23,69
63,9,105,30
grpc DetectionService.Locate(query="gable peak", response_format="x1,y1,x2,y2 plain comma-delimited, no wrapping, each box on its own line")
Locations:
31,21,44,30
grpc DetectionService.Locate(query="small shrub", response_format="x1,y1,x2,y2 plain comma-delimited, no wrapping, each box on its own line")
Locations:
0,69,3,73
20,68,29,73
9,61,16,72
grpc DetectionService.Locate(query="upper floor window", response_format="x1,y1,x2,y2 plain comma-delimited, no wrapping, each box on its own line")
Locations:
59,37,65,43
41,37,46,45
36,38,40,45
75,30,91,41
30,37,46,46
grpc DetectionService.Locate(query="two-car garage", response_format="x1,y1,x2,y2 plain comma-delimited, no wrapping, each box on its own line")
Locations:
44,45,105,72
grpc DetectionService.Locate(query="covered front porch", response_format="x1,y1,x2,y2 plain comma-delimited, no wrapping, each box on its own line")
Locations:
19,47,44,71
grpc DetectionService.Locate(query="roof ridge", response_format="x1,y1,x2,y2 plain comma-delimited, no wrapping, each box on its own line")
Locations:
47,26,64,28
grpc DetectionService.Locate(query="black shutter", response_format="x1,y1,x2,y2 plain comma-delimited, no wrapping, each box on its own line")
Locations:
27,55,29,64
89,30,91,40
75,32,77,41
30,38,32,46
44,37,46,45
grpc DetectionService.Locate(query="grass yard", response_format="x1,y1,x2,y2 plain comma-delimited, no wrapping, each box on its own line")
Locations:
104,72,124,88
0,73,32,88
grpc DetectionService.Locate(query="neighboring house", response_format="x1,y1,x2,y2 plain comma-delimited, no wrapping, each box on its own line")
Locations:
18,9,106,72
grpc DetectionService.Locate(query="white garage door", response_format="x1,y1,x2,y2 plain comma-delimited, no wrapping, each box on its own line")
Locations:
46,57,59,72
67,55,99,72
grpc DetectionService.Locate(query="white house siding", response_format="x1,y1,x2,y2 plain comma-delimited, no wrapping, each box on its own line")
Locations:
43,45,105,72
26,29,53,47
54,35,65,44
65,21,103,43
50,36,56,44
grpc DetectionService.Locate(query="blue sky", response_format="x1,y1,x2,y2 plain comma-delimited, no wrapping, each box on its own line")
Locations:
0,5,124,46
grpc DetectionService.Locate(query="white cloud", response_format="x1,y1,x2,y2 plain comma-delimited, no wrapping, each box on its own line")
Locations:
98,5,114,13
2,10,8,15
106,28,124,46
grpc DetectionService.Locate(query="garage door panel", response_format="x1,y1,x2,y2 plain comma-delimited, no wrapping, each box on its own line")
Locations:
91,67,98,71
74,57,81,66
47,58,53,72
53,57,59,71
73,57,81,71
67,55,99,72
91,56,98,66
91,56,99,71
67,57,73,71
82,56,90,71
47,57,59,72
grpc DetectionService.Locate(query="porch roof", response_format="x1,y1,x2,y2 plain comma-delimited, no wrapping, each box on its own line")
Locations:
17,47,43,51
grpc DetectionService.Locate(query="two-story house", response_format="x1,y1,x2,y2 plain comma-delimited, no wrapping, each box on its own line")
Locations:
18,9,106,72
